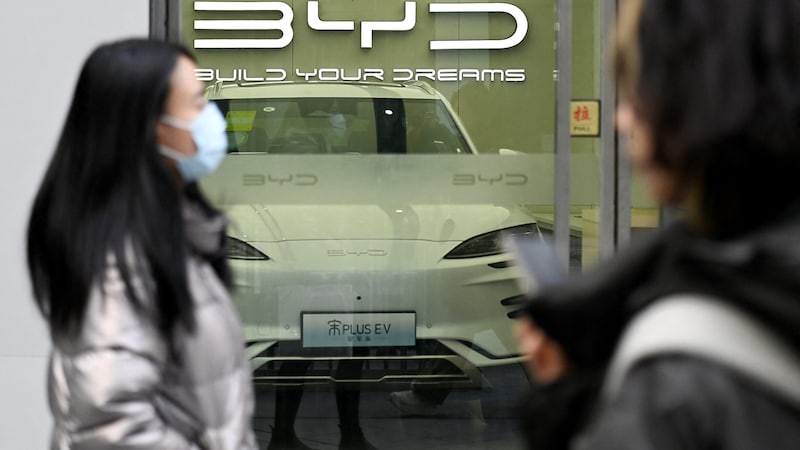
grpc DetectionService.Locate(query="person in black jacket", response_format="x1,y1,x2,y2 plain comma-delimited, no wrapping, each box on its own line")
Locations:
515,0,800,448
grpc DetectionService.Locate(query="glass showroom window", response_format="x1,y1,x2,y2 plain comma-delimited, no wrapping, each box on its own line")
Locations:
169,1,572,448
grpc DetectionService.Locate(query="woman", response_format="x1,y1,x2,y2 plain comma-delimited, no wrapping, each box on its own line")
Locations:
27,39,256,449
516,0,800,448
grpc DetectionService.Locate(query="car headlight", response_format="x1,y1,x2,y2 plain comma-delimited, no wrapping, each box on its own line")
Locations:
226,236,270,260
443,224,539,259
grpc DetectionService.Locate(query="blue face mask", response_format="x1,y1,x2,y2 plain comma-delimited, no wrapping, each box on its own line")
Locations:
159,102,228,182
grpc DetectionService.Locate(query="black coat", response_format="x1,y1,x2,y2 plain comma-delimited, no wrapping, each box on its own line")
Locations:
519,211,800,449
578,356,800,449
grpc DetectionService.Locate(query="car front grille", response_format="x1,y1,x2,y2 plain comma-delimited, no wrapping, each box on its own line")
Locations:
248,339,488,388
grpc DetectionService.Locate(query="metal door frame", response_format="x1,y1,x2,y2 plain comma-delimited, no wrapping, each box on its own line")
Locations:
556,0,626,268
150,0,182,43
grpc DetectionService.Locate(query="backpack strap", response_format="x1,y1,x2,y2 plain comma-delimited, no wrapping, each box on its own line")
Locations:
604,294,800,406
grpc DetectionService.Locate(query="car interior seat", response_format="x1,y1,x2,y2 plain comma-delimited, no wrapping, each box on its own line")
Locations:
346,130,375,154
280,130,327,154
240,127,269,153
343,101,377,153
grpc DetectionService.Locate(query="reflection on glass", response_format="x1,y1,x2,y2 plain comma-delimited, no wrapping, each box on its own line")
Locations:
205,83,550,449
212,83,472,155
185,0,560,445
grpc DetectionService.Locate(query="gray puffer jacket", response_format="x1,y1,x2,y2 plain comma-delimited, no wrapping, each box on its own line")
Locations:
47,201,257,449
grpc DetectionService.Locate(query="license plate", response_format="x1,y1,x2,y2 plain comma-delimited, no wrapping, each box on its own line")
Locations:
302,312,416,348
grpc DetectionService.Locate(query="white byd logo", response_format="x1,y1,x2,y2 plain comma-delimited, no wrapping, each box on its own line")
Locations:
193,1,528,50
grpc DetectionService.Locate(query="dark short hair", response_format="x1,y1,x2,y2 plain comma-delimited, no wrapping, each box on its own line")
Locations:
616,0,800,237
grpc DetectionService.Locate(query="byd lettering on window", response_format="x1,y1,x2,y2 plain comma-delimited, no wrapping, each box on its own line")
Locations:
192,1,529,50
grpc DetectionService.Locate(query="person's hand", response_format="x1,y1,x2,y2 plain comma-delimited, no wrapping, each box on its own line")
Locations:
514,316,569,384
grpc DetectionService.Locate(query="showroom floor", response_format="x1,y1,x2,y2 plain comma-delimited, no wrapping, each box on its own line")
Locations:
252,365,531,449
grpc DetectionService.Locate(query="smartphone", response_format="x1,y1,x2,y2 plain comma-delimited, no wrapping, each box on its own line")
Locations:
501,233,567,295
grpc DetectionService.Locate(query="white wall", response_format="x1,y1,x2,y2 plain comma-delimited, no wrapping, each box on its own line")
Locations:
0,2,148,447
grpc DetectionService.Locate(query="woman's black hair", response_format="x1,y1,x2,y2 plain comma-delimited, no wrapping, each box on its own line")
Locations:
27,38,229,337
623,0,800,237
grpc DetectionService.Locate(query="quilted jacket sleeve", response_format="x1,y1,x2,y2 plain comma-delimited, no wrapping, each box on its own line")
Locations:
49,262,199,450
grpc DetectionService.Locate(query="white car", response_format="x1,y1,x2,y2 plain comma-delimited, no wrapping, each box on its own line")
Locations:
208,82,539,388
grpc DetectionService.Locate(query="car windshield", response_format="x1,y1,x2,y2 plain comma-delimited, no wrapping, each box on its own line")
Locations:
213,97,471,155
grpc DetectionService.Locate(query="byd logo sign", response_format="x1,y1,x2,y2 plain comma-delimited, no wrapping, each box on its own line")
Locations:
193,1,528,50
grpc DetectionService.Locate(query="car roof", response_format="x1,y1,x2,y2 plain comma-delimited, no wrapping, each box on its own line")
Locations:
207,81,443,101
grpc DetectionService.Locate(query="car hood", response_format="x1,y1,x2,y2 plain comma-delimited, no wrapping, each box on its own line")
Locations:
225,204,533,242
